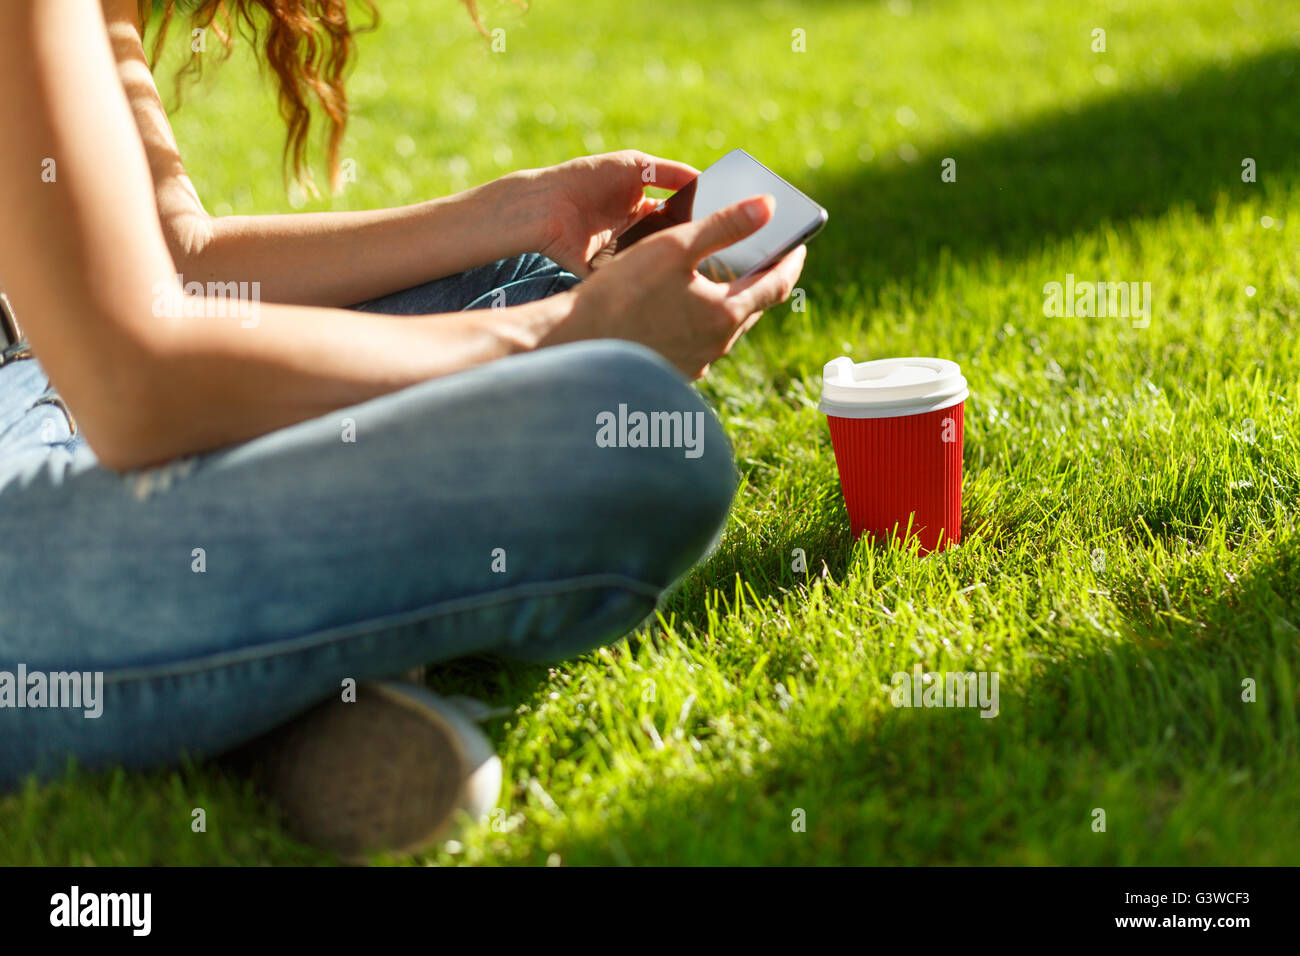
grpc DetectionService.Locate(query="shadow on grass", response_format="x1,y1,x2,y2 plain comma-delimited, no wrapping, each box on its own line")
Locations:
650,50,1300,631
508,531,1300,865
800,46,1300,297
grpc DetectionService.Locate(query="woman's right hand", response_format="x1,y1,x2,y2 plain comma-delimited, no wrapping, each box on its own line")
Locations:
548,195,808,379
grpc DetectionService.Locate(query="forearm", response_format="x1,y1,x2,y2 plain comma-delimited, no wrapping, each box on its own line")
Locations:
174,171,552,307
93,286,575,469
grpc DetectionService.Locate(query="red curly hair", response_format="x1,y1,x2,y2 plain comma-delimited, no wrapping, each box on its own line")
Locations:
138,1,512,195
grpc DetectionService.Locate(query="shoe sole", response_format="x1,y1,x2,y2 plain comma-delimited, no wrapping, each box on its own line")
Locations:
244,683,494,861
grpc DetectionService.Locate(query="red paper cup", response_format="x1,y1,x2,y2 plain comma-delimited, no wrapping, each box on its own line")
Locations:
819,356,967,554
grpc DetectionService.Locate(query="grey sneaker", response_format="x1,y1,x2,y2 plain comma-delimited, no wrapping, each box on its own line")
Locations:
238,681,502,860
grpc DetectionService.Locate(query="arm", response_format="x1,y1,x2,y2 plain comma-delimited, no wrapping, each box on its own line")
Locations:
5,3,800,472
0,0,570,470
104,0,548,306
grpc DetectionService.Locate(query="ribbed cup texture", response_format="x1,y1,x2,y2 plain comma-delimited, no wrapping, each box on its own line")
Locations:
826,401,963,554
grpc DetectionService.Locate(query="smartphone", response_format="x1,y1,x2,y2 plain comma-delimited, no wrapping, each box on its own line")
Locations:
592,148,828,281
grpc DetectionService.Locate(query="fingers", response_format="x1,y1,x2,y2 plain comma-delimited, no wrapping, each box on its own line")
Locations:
725,243,806,317
631,152,700,190
722,309,765,356
680,195,774,265
630,195,665,220
716,247,801,363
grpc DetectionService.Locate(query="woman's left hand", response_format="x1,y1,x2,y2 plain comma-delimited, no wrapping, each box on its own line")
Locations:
520,150,699,277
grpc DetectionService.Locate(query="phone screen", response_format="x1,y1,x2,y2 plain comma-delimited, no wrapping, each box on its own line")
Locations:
594,149,827,281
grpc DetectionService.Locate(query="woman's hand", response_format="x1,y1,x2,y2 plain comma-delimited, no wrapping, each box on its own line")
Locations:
521,150,700,277
546,195,807,379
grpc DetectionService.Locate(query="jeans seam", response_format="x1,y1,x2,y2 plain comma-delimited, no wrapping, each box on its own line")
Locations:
97,572,664,686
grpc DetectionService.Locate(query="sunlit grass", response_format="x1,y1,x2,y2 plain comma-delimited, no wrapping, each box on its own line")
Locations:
3,0,1298,865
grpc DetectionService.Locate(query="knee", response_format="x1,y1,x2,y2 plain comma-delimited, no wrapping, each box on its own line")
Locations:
492,342,737,663
564,340,738,581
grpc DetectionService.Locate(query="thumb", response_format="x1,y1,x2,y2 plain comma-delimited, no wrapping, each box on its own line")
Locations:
681,194,774,267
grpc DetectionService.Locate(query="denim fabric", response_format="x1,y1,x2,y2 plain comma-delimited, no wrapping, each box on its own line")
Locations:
350,252,581,314
0,254,736,786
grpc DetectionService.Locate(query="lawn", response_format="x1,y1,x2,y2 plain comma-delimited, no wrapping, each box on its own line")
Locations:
3,0,1299,865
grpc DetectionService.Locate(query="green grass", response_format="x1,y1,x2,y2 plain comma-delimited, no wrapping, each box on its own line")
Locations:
4,0,1300,865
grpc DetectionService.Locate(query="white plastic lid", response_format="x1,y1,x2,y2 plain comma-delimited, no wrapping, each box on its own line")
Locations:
818,356,968,419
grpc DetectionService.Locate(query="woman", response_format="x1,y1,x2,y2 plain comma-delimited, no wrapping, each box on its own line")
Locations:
0,0,805,857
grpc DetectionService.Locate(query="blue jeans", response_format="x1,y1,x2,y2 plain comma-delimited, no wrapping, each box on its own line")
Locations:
0,254,736,787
